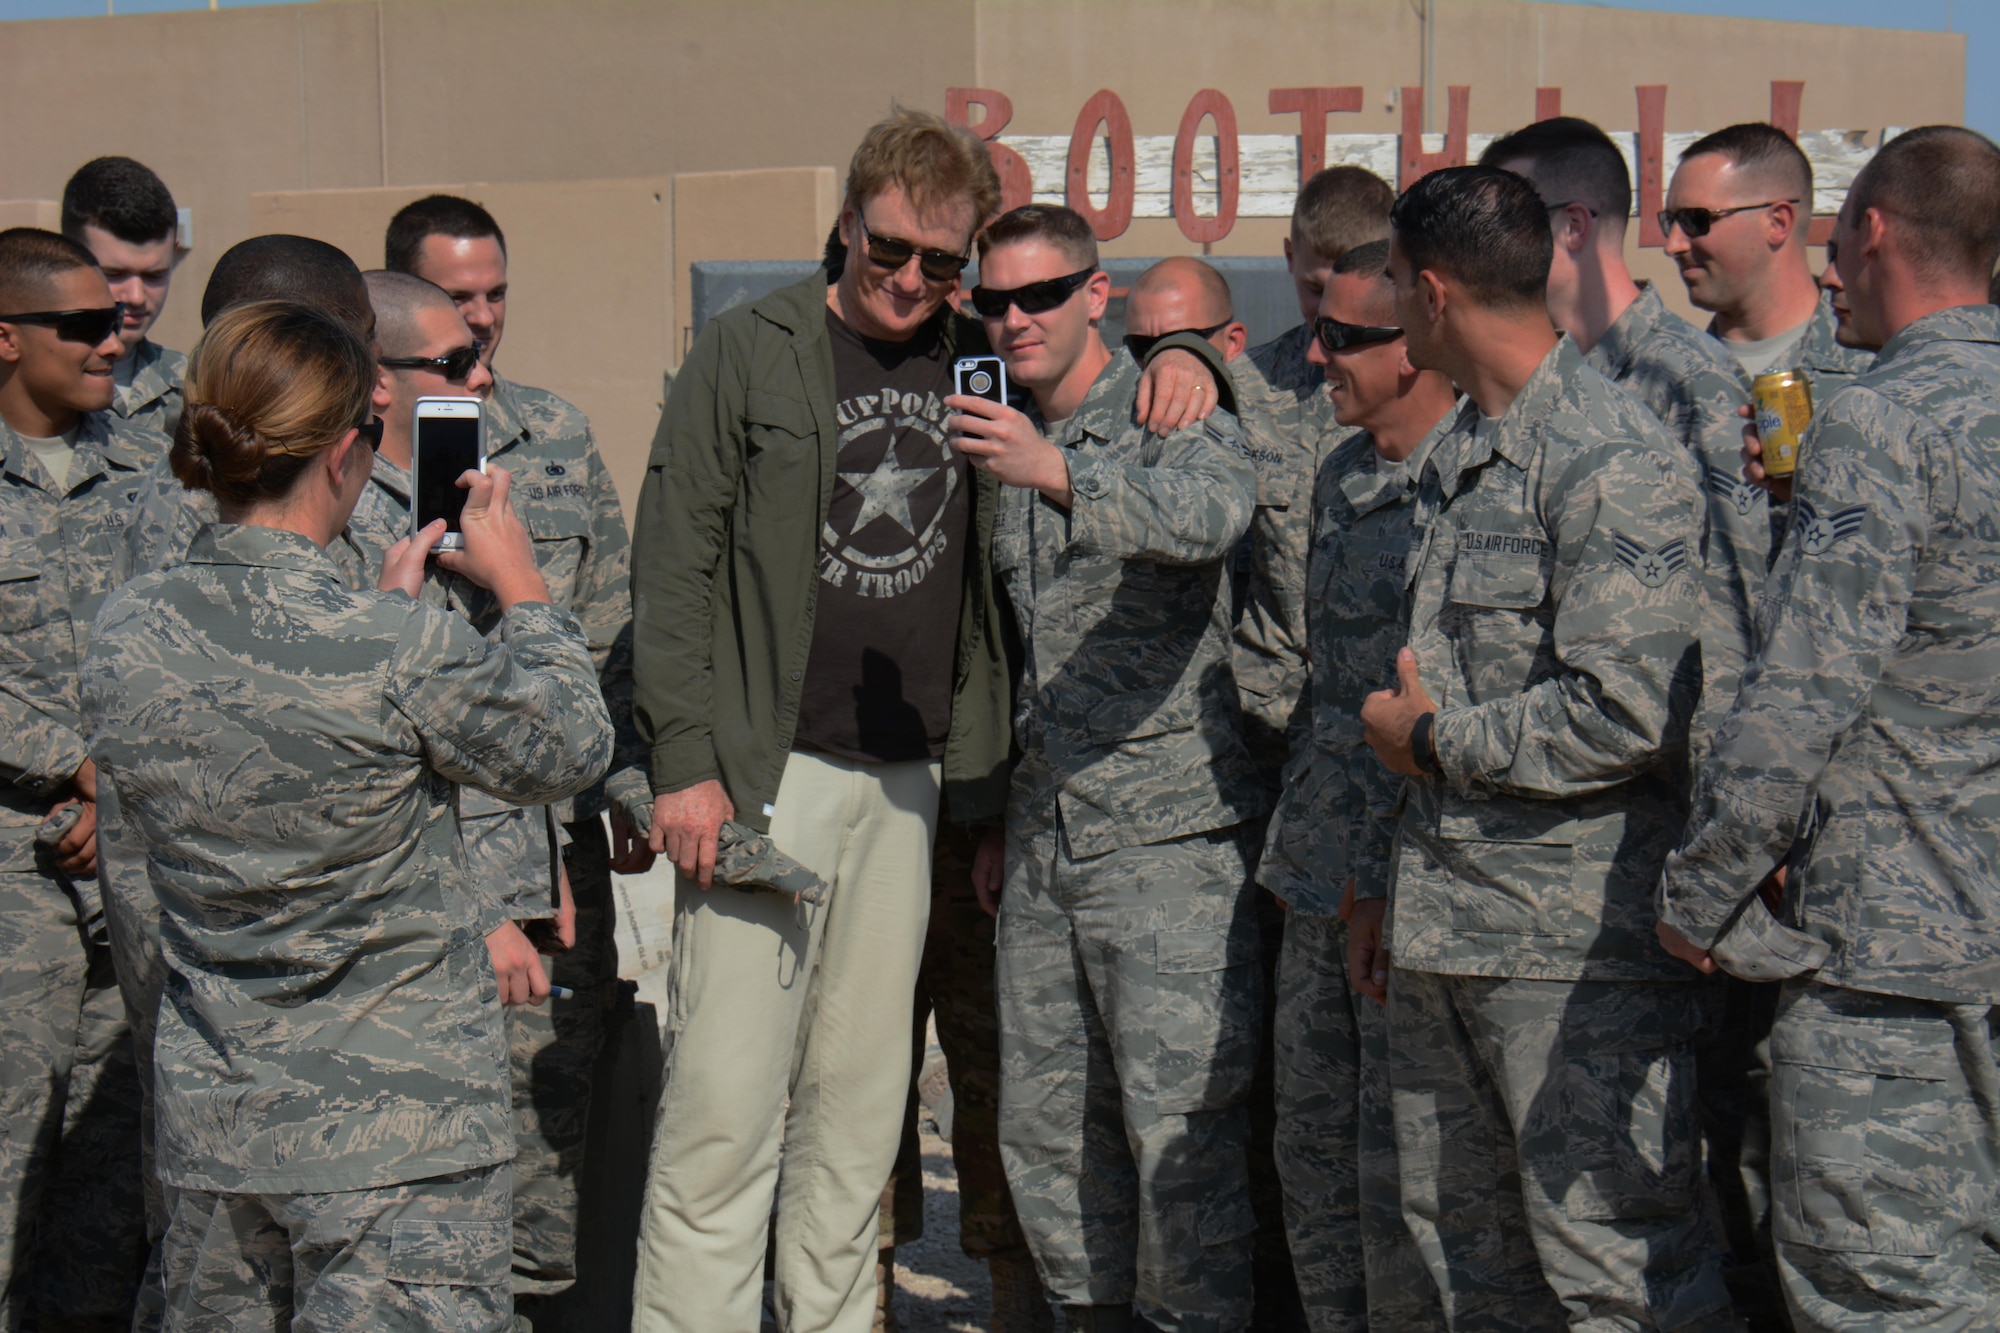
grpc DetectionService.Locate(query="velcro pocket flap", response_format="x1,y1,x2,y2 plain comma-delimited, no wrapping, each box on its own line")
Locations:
1449,552,1547,609
1087,691,1198,744
387,1219,509,1285
1771,1015,1957,1082
1156,927,1257,974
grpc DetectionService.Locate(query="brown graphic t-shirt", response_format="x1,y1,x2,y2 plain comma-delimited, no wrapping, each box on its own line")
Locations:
791,311,970,763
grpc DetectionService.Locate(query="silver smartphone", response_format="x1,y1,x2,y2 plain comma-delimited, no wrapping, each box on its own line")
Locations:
411,396,485,551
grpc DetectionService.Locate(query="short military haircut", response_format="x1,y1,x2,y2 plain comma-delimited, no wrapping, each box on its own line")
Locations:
1848,125,2000,287
1129,256,1233,323
845,107,1003,233
363,270,460,359
1390,166,1552,311
61,157,178,247
385,194,507,276
976,203,1099,270
0,227,102,315
1330,239,1396,322
1678,122,1813,204
1291,165,1395,263
1481,117,1632,230
200,235,371,338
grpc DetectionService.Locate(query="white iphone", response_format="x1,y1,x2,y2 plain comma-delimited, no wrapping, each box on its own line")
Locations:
411,396,485,551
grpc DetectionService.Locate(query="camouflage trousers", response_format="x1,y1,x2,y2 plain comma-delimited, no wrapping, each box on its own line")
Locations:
1769,980,2000,1332
881,822,1031,1262
1272,913,1441,1333
160,1164,511,1332
0,862,148,1331
1388,968,1736,1331
996,823,1260,1332
508,817,616,1302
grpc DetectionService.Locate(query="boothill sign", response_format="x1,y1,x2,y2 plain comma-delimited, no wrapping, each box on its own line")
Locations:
945,82,1883,248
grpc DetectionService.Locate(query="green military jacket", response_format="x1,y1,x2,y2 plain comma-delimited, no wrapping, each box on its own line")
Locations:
630,273,1015,831
0,414,156,861
1388,337,1706,981
110,338,185,453
81,524,611,1193
1258,410,1454,916
1228,323,1354,786
1660,305,2000,1004
999,350,1265,857
1587,283,1757,753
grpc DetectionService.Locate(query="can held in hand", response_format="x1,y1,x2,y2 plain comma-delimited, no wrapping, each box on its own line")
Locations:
1752,369,1814,478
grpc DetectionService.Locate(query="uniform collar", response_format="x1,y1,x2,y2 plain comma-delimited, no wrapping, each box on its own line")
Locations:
186,522,343,577
483,375,530,462
1587,281,1667,384
1031,347,1139,448
1436,335,1576,499
113,339,185,418
0,410,131,493
1341,400,1461,515
1873,302,2000,365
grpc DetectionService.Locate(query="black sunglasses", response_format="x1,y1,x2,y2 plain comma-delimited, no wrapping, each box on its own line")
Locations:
969,268,1098,320
859,218,971,283
1313,316,1403,353
1656,199,1800,240
0,304,126,345
379,343,484,382
354,415,384,449
1123,322,1231,362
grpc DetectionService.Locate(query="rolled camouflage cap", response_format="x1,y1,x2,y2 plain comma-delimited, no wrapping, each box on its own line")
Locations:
714,820,827,905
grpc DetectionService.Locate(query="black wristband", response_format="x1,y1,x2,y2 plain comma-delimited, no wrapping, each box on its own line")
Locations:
1410,712,1443,776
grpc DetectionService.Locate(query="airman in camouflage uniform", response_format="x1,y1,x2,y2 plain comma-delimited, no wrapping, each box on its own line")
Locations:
0,229,165,1330
81,503,613,1329
0,409,156,1331
1381,331,1731,1329
1259,408,1453,1333
990,345,1265,1332
1659,289,2000,1326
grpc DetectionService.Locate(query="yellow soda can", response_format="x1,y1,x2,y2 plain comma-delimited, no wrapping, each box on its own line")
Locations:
1752,369,1814,478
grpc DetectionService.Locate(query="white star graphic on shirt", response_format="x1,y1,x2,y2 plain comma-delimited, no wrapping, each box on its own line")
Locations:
840,449,937,537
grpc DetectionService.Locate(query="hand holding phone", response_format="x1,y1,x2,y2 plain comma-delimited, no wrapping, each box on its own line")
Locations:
433,466,551,608
412,397,485,550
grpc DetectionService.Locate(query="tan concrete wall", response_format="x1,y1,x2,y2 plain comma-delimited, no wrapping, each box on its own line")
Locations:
0,201,62,231
0,0,1962,505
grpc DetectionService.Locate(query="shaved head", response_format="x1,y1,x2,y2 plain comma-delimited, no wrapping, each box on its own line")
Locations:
0,228,101,316
1129,256,1234,327
364,270,463,359
202,235,371,339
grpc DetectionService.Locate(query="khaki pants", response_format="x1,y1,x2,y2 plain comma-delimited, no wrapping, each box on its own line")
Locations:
632,751,941,1333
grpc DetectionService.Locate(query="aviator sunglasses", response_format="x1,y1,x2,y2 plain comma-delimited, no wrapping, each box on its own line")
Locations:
1124,322,1231,361
1313,316,1402,353
969,268,1097,320
0,304,126,345
1656,199,1800,240
378,342,485,382
859,218,972,283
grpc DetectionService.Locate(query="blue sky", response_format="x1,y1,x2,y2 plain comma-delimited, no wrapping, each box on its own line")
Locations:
0,0,1987,138
1541,0,1992,137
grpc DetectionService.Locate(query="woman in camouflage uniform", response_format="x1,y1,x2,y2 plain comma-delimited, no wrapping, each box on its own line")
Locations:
79,300,612,1331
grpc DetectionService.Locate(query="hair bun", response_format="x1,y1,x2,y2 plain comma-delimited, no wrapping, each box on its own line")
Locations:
171,399,267,498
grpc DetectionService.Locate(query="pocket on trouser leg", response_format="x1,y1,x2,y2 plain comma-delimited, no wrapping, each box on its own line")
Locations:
384,1218,511,1333
1769,1009,1961,1260
1147,890,1261,1117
